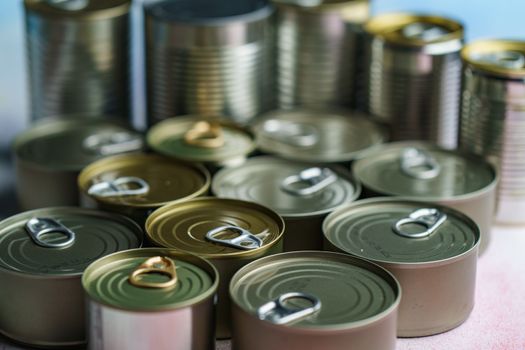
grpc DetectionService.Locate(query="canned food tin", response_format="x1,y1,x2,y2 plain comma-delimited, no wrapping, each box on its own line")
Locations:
230,251,400,350
459,39,525,224
253,108,387,164
212,156,361,251
362,13,463,148
13,118,143,210
323,198,479,336
78,153,210,227
145,197,284,339
83,248,218,350
352,142,497,253
275,0,369,109
144,0,275,126
147,117,256,171
24,0,131,121
0,207,142,347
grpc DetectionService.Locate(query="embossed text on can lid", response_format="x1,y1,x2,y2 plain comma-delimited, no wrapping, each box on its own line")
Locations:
230,251,400,328
0,207,142,276
24,0,131,19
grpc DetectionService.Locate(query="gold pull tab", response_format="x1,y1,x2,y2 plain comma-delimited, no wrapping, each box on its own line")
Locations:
184,121,225,149
128,256,178,289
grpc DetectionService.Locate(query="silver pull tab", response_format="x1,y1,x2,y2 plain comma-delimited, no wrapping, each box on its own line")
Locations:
393,208,447,239
205,225,263,250
257,292,321,325
83,132,143,156
400,148,441,180
402,22,450,42
45,0,89,11
473,50,525,70
261,119,319,147
88,177,150,198
281,167,337,196
25,218,76,248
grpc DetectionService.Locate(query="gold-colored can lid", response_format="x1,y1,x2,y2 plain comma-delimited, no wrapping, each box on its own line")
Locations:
462,39,525,79
24,0,131,20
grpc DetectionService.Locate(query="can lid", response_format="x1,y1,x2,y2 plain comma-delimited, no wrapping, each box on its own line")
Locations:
0,207,142,276
462,39,525,79
147,117,255,164
24,0,130,19
78,153,210,208
253,109,387,163
82,248,218,311
145,198,284,258
352,142,497,200
230,251,400,328
212,157,360,217
14,119,143,172
324,199,479,264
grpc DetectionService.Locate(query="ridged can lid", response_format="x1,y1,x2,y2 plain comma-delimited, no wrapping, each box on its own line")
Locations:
0,207,142,276
24,0,130,19
462,39,525,79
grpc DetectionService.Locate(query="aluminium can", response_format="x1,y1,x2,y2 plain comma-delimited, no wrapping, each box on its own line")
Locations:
212,156,361,251
24,0,131,121
145,197,284,339
13,118,143,210
459,39,525,224
230,251,400,350
323,198,479,336
352,142,497,254
83,248,218,350
0,207,142,347
361,13,463,148
144,0,275,126
78,152,210,227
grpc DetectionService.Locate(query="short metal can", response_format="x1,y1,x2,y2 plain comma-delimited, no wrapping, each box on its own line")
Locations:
83,248,219,350
13,118,143,210
230,251,400,350
323,198,479,336
78,153,210,227
352,142,497,254
212,156,361,251
145,197,285,339
0,207,143,347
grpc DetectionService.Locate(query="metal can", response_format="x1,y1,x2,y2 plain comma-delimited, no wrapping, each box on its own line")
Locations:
323,198,479,336
352,142,497,254
0,207,142,347
361,13,463,149
145,197,285,339
275,0,369,109
144,0,274,126
212,156,361,251
13,118,143,210
147,116,256,172
24,0,131,121
253,108,387,164
230,251,400,350
83,248,218,350
78,153,210,227
459,39,525,224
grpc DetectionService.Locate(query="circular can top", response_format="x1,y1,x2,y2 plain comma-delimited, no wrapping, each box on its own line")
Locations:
352,142,497,201
14,118,143,172
253,109,387,163
212,157,361,218
82,248,218,311
323,198,480,265
462,39,525,79
145,197,284,258
24,0,130,19
0,207,142,276
78,153,210,208
364,13,463,52
147,117,255,165
230,251,400,329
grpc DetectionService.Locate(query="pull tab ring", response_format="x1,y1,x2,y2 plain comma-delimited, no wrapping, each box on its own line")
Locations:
25,218,76,248
257,292,321,325
83,132,143,156
393,208,447,239
184,121,225,149
205,225,263,250
400,148,441,180
402,22,449,42
128,256,178,289
281,167,337,196
474,50,525,70
88,177,150,198
45,0,89,11
261,119,319,147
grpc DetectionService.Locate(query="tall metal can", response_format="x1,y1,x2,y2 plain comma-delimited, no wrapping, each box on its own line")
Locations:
144,0,275,126
24,0,131,121
459,39,525,224
361,13,463,148
275,0,369,109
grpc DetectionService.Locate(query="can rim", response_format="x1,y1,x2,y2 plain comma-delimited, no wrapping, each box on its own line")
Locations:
24,0,131,21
